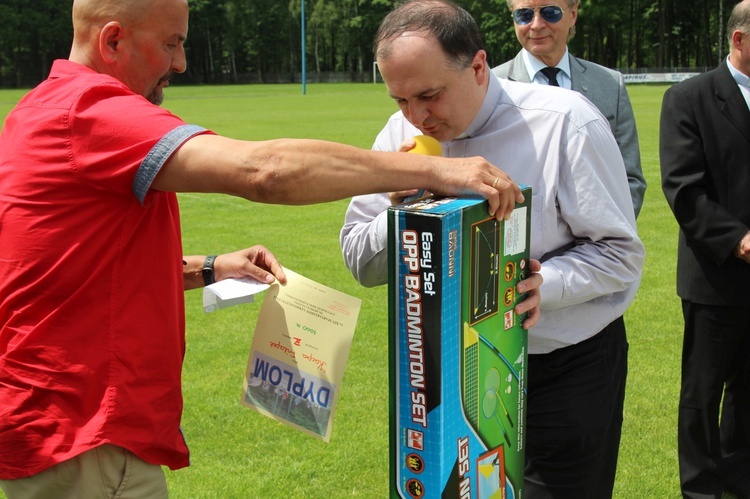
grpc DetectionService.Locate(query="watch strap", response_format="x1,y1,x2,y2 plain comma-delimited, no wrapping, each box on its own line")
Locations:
202,255,217,286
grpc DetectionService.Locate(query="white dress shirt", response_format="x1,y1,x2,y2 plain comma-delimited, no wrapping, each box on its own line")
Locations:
340,73,644,354
522,47,573,89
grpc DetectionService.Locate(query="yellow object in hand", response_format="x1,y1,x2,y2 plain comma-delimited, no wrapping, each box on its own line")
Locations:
408,135,442,156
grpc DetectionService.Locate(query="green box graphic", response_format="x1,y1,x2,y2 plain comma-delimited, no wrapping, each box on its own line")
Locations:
388,190,531,499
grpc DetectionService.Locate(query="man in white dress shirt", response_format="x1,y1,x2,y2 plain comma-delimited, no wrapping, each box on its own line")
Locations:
340,1,644,497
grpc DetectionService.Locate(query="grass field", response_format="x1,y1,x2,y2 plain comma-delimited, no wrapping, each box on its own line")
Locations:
0,82,682,498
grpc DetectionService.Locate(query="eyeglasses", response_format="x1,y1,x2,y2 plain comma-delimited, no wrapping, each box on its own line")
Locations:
512,6,564,25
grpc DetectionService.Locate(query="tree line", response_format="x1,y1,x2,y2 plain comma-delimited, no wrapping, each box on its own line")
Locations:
0,0,734,88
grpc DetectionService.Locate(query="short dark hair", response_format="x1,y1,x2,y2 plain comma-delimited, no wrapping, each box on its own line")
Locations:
374,0,484,70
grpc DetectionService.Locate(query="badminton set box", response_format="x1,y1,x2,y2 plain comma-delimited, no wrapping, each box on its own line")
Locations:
387,189,531,499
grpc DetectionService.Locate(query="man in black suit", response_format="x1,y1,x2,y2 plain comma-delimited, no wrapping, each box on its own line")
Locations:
660,1,750,497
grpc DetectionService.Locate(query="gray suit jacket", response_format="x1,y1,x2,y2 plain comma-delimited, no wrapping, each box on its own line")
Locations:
493,51,646,218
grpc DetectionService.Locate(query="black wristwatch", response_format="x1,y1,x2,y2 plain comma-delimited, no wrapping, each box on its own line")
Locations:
202,255,217,286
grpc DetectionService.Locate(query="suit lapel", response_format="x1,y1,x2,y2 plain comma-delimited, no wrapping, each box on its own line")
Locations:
569,55,588,94
716,61,750,142
508,52,531,83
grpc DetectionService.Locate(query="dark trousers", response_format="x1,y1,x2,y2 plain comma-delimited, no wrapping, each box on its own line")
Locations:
523,316,628,499
679,301,750,499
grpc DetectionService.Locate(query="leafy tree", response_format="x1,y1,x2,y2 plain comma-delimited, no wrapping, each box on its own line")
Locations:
0,0,740,88
0,0,70,87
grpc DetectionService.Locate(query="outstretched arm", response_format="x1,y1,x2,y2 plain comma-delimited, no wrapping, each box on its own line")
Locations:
155,134,523,221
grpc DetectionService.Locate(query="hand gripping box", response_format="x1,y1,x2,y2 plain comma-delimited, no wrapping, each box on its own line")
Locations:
388,189,531,499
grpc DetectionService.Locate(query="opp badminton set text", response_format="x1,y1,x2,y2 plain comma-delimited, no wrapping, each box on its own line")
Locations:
388,188,531,499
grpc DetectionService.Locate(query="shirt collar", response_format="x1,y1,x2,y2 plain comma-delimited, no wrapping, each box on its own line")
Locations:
727,55,750,87
453,69,501,140
521,47,571,82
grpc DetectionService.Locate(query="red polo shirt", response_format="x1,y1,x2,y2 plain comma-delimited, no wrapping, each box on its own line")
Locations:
0,60,211,478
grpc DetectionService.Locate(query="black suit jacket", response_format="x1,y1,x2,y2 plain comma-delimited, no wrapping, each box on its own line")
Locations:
660,60,750,305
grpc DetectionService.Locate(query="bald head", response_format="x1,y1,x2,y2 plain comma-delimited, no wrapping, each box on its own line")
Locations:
69,0,189,105
728,0,750,77
72,0,154,38
728,0,750,42
71,0,173,57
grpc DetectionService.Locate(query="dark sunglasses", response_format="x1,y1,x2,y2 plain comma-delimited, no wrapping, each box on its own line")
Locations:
512,5,564,25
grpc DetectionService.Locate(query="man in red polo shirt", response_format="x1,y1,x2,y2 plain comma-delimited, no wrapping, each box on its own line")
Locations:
0,0,540,497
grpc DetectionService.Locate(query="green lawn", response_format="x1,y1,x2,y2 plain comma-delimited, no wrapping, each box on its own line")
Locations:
0,82,682,498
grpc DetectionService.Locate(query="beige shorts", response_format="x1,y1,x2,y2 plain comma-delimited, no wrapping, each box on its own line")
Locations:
0,444,168,499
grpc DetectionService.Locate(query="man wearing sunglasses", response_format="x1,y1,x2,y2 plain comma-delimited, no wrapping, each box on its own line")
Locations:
340,1,644,497
493,0,646,219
